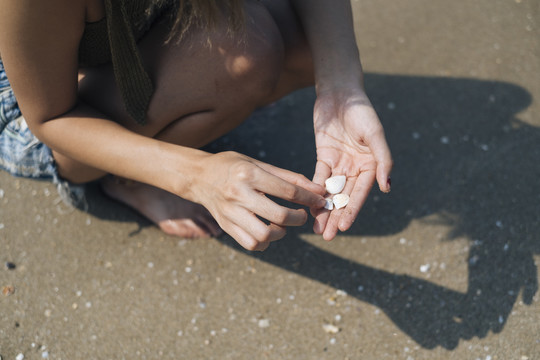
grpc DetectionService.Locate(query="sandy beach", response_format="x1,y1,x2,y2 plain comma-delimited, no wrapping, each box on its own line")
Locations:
1,0,539,359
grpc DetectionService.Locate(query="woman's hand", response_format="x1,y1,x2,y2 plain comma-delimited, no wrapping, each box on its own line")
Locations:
193,151,327,251
311,86,393,241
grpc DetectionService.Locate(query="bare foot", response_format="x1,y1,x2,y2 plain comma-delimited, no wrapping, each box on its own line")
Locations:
101,176,222,238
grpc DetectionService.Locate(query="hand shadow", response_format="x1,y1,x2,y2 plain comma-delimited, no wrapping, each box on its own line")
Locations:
203,74,539,350
82,73,539,350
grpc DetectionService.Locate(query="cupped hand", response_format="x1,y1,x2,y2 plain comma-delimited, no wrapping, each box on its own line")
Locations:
194,151,327,251
311,86,393,241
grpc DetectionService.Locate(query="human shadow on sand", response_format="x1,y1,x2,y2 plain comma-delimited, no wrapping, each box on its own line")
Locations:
84,73,539,350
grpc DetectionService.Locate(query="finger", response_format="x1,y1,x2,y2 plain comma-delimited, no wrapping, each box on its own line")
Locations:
247,193,308,227
252,168,326,209
322,177,357,241
322,213,340,241
311,161,339,234
312,160,332,187
365,127,393,193
338,170,376,232
226,220,284,251
232,209,287,245
313,206,331,235
257,162,326,196
226,222,262,251
267,223,287,241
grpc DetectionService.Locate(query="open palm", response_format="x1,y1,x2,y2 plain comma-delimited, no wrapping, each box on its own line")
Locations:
312,88,393,240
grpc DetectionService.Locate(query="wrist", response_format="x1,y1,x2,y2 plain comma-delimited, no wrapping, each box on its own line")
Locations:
315,79,368,101
315,68,365,96
156,142,209,202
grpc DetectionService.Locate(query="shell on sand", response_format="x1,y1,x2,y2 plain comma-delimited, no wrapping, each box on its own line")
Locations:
333,193,350,209
325,175,346,194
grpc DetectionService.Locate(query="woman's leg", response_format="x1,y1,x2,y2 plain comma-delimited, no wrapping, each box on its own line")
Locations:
55,0,314,237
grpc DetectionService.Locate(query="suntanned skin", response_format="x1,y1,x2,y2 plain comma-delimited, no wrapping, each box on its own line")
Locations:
0,0,392,249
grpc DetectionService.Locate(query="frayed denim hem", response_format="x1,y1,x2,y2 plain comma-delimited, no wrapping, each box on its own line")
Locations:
1,62,87,209
0,117,88,209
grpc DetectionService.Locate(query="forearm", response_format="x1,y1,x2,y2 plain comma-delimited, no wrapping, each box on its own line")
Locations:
31,102,206,199
290,0,364,91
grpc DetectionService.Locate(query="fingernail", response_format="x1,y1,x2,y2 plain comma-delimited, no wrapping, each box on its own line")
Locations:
386,176,392,191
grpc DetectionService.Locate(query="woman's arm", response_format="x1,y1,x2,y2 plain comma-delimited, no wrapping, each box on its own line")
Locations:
0,0,190,192
290,0,364,91
0,0,326,251
290,0,394,240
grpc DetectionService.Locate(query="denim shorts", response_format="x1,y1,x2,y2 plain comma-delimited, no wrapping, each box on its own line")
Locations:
0,59,85,206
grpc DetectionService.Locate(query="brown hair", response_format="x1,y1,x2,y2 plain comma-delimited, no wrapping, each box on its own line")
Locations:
167,0,245,43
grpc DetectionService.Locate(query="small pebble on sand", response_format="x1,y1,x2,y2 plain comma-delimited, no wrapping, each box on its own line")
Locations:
259,319,270,328
16,354,24,360
258,319,270,328
2,286,15,296
5,262,15,270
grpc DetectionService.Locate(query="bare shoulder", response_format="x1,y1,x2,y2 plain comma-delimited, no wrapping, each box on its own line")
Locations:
0,0,87,124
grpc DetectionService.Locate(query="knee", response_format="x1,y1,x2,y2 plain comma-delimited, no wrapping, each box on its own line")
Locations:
225,3,285,104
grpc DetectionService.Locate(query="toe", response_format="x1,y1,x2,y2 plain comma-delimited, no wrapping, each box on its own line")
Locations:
159,219,210,238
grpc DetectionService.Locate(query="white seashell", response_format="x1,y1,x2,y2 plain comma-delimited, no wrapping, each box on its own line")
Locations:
332,193,349,209
325,175,346,194
324,198,334,210
323,323,340,334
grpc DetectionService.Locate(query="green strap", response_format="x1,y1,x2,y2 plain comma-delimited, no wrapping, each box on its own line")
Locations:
104,0,153,125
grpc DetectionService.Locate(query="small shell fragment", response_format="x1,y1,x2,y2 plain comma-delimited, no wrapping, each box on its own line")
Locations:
323,323,340,334
324,198,334,210
325,175,346,194
332,194,349,209
258,319,270,328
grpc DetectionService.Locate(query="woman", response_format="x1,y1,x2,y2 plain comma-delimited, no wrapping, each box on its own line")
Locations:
0,0,392,251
